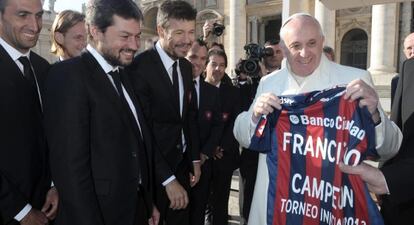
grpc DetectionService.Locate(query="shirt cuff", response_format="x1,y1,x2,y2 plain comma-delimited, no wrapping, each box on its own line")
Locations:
192,160,201,163
14,204,32,221
250,117,258,136
162,175,176,186
383,175,391,195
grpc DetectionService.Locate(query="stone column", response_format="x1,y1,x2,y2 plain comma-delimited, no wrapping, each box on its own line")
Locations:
229,0,247,76
282,0,312,22
259,19,266,44
314,0,336,50
368,4,399,86
249,16,259,43
48,0,56,12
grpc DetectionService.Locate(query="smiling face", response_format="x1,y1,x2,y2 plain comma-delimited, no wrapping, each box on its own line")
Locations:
186,41,208,78
91,15,141,67
0,0,43,53
281,16,324,77
158,18,195,60
205,54,226,85
57,21,87,59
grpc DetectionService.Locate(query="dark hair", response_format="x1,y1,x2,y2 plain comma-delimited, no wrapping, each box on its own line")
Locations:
265,39,280,46
157,0,197,29
86,0,143,36
208,49,227,67
210,42,224,51
195,38,208,52
51,10,85,56
323,46,335,60
0,0,7,13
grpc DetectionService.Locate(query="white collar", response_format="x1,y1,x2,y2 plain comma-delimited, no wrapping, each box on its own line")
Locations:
194,75,200,84
155,41,177,72
86,44,118,73
0,37,31,61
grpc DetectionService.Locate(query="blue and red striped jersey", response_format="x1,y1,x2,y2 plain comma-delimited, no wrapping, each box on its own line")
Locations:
249,86,383,225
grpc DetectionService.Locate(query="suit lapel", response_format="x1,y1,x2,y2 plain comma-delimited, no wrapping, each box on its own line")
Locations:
0,45,25,86
150,47,181,115
180,59,190,119
80,51,138,135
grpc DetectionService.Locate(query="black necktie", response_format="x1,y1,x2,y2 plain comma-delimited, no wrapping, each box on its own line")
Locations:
19,56,38,88
109,69,143,137
18,56,41,110
109,70,124,97
172,61,180,110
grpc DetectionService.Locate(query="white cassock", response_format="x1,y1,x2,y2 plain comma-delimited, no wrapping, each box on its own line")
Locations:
233,55,403,225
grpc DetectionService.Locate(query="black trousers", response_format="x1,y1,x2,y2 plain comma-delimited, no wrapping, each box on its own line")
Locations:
135,189,151,225
190,159,213,225
209,157,236,225
239,149,259,224
156,160,191,225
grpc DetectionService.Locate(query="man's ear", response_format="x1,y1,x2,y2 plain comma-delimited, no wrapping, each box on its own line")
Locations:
89,24,102,41
157,25,165,38
55,32,64,45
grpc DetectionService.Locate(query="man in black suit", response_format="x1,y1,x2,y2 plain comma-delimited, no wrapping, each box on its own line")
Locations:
204,49,241,225
391,32,414,107
0,0,57,224
43,1,158,225
186,39,224,225
341,58,414,225
127,1,200,224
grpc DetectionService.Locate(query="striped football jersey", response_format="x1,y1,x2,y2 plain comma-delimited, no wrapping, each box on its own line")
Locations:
249,86,383,225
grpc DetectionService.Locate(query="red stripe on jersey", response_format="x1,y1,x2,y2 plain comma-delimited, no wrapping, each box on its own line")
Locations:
302,100,324,225
274,111,291,225
331,94,353,221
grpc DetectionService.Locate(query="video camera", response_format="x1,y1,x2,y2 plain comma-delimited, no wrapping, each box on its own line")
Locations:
236,43,274,77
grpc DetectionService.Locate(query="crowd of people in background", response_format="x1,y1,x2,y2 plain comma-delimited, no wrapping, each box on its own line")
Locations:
0,0,413,225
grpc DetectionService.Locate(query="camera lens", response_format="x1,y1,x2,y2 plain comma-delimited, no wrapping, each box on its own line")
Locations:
263,47,274,57
243,59,258,74
213,23,225,36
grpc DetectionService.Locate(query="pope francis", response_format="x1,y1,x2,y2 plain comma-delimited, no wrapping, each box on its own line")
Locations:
233,13,402,225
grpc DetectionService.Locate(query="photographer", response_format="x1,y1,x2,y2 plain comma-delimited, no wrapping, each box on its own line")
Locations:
201,20,225,48
263,39,284,73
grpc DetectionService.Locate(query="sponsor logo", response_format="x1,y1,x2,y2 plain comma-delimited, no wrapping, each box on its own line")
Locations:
289,115,300,125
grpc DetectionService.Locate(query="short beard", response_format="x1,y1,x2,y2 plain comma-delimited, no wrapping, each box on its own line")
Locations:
101,48,135,67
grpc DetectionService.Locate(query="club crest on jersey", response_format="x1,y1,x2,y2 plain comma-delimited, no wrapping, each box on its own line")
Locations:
222,112,229,121
289,114,300,125
255,118,267,137
205,111,212,120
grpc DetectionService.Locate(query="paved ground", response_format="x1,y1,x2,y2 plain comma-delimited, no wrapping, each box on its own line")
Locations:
228,170,242,225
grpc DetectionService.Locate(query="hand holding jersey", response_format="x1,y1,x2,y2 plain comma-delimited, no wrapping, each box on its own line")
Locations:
253,78,381,124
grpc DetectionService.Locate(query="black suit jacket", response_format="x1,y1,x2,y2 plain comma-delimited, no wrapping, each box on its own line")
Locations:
43,51,154,225
390,75,398,108
381,58,414,225
217,79,241,170
0,45,51,225
128,47,200,184
197,78,223,157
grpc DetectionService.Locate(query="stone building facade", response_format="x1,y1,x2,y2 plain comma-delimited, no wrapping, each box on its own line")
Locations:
37,0,414,111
